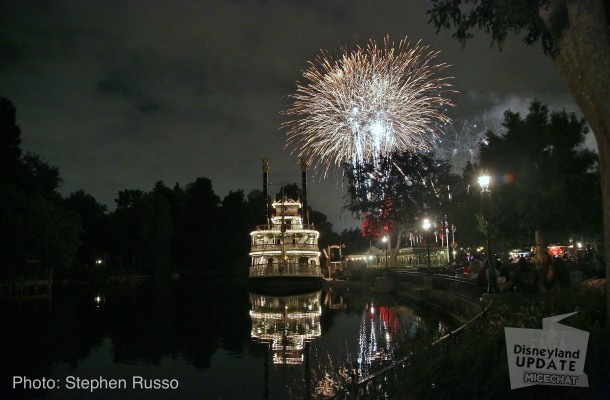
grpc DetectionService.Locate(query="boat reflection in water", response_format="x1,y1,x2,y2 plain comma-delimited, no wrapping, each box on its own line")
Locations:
249,289,322,399
249,290,322,365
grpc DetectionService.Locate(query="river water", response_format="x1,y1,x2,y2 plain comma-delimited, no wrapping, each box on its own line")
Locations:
1,279,452,400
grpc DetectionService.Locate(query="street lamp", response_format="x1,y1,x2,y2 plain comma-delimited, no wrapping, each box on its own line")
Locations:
382,236,388,270
478,173,496,293
422,218,431,274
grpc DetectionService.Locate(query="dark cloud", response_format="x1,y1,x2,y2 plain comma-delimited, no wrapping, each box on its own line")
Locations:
96,79,135,97
0,43,21,67
0,0,583,231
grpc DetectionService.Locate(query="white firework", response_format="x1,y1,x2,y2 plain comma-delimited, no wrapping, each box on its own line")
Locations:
283,36,454,174
432,115,503,171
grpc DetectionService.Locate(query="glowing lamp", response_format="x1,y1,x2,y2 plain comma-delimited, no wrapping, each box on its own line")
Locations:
478,174,491,191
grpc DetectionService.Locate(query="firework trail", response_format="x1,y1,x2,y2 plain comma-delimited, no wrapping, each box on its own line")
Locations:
283,36,454,175
432,114,504,171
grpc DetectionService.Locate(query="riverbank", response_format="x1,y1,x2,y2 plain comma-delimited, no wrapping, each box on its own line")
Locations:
324,283,608,399
323,271,485,325
393,287,609,399
317,271,609,399
391,272,483,325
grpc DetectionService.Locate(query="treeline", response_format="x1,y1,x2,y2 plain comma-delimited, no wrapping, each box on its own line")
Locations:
66,181,265,278
0,97,365,280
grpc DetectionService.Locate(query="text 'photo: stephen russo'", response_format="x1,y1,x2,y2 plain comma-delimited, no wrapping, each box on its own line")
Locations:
13,376,180,392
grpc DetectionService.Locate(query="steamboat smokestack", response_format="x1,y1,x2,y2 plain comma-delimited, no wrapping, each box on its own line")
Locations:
262,159,269,224
300,157,308,225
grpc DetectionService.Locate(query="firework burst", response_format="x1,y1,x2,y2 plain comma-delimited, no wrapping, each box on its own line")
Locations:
432,114,504,171
283,36,454,174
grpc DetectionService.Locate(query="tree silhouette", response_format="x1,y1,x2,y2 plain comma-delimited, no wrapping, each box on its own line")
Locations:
0,97,22,183
0,98,80,275
345,152,458,265
479,100,601,249
427,0,610,318
64,190,109,266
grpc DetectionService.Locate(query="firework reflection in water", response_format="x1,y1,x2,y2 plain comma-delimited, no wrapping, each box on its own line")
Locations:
283,36,454,175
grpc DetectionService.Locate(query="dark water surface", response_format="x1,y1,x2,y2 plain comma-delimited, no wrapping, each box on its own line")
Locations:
1,279,452,400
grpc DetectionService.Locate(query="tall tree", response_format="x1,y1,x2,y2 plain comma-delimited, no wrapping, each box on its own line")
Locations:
111,189,173,278
310,209,340,251
152,180,186,271
338,227,371,254
479,100,601,249
139,192,173,279
0,98,80,274
64,190,109,266
245,189,267,227
427,0,610,317
180,177,221,272
111,190,145,270
345,152,458,265
0,97,22,183
220,190,252,273
450,161,487,253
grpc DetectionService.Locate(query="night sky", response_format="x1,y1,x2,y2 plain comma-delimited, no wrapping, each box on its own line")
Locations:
0,0,591,231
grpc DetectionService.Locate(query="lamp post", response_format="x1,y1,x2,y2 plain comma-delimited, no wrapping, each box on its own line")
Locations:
382,236,388,271
478,174,497,293
422,218,431,274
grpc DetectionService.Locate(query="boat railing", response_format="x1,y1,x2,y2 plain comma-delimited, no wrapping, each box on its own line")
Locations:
253,223,317,231
250,243,319,252
249,262,322,277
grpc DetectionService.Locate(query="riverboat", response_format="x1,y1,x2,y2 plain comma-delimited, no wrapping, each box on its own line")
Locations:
248,159,323,294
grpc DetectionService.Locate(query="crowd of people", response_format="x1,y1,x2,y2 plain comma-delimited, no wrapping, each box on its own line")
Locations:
447,252,572,294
